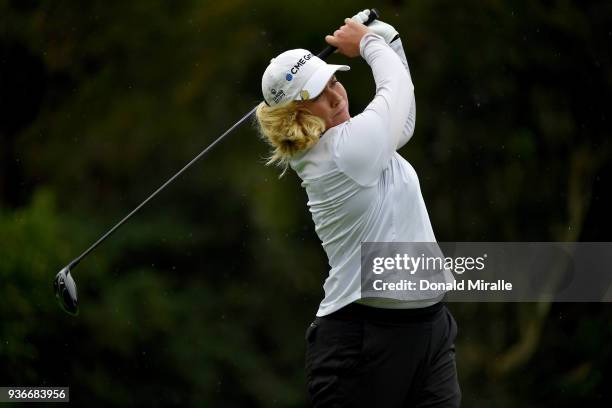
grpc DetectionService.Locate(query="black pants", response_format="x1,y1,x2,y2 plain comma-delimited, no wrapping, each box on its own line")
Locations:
304,302,461,407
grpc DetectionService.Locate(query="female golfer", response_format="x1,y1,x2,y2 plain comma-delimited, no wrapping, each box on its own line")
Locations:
255,10,461,407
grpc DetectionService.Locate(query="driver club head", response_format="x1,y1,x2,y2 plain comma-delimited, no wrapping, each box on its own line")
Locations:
54,266,79,316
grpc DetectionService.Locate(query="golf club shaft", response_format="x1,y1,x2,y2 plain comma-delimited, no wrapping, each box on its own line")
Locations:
68,105,257,269
68,9,381,270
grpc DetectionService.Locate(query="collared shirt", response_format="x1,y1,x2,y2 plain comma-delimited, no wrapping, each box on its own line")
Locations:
290,33,450,317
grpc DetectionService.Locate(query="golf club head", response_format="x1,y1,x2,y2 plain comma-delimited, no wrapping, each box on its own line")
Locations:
54,266,79,316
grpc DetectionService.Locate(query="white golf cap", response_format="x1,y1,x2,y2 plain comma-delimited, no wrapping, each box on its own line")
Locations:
261,48,350,107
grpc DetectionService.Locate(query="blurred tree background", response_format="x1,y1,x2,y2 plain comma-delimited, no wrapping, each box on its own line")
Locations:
1,0,611,406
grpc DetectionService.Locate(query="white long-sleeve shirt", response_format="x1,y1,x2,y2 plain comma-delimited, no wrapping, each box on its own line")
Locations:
289,33,448,317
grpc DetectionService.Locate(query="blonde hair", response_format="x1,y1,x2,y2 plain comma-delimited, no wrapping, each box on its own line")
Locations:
254,100,326,177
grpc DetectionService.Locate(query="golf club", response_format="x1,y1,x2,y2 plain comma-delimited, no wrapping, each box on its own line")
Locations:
54,8,381,316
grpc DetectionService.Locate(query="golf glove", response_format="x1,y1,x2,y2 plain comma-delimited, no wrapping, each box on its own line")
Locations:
351,9,399,44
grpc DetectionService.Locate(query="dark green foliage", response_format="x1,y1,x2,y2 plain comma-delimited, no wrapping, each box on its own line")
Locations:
1,0,610,406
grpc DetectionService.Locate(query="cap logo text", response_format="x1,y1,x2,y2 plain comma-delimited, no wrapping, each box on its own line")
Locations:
272,89,286,104
290,53,313,75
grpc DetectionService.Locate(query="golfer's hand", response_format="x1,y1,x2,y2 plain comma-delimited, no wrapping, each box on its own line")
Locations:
325,18,369,58
351,9,399,44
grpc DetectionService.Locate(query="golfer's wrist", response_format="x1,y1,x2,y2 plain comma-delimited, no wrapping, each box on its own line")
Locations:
359,32,386,58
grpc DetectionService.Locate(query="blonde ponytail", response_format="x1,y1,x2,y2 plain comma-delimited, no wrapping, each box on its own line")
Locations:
254,101,325,177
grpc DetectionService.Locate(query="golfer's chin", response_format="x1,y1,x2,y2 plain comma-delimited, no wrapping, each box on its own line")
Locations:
329,108,350,129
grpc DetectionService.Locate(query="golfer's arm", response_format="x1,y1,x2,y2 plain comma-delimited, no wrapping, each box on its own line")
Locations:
360,32,413,149
390,38,416,149
333,33,413,187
